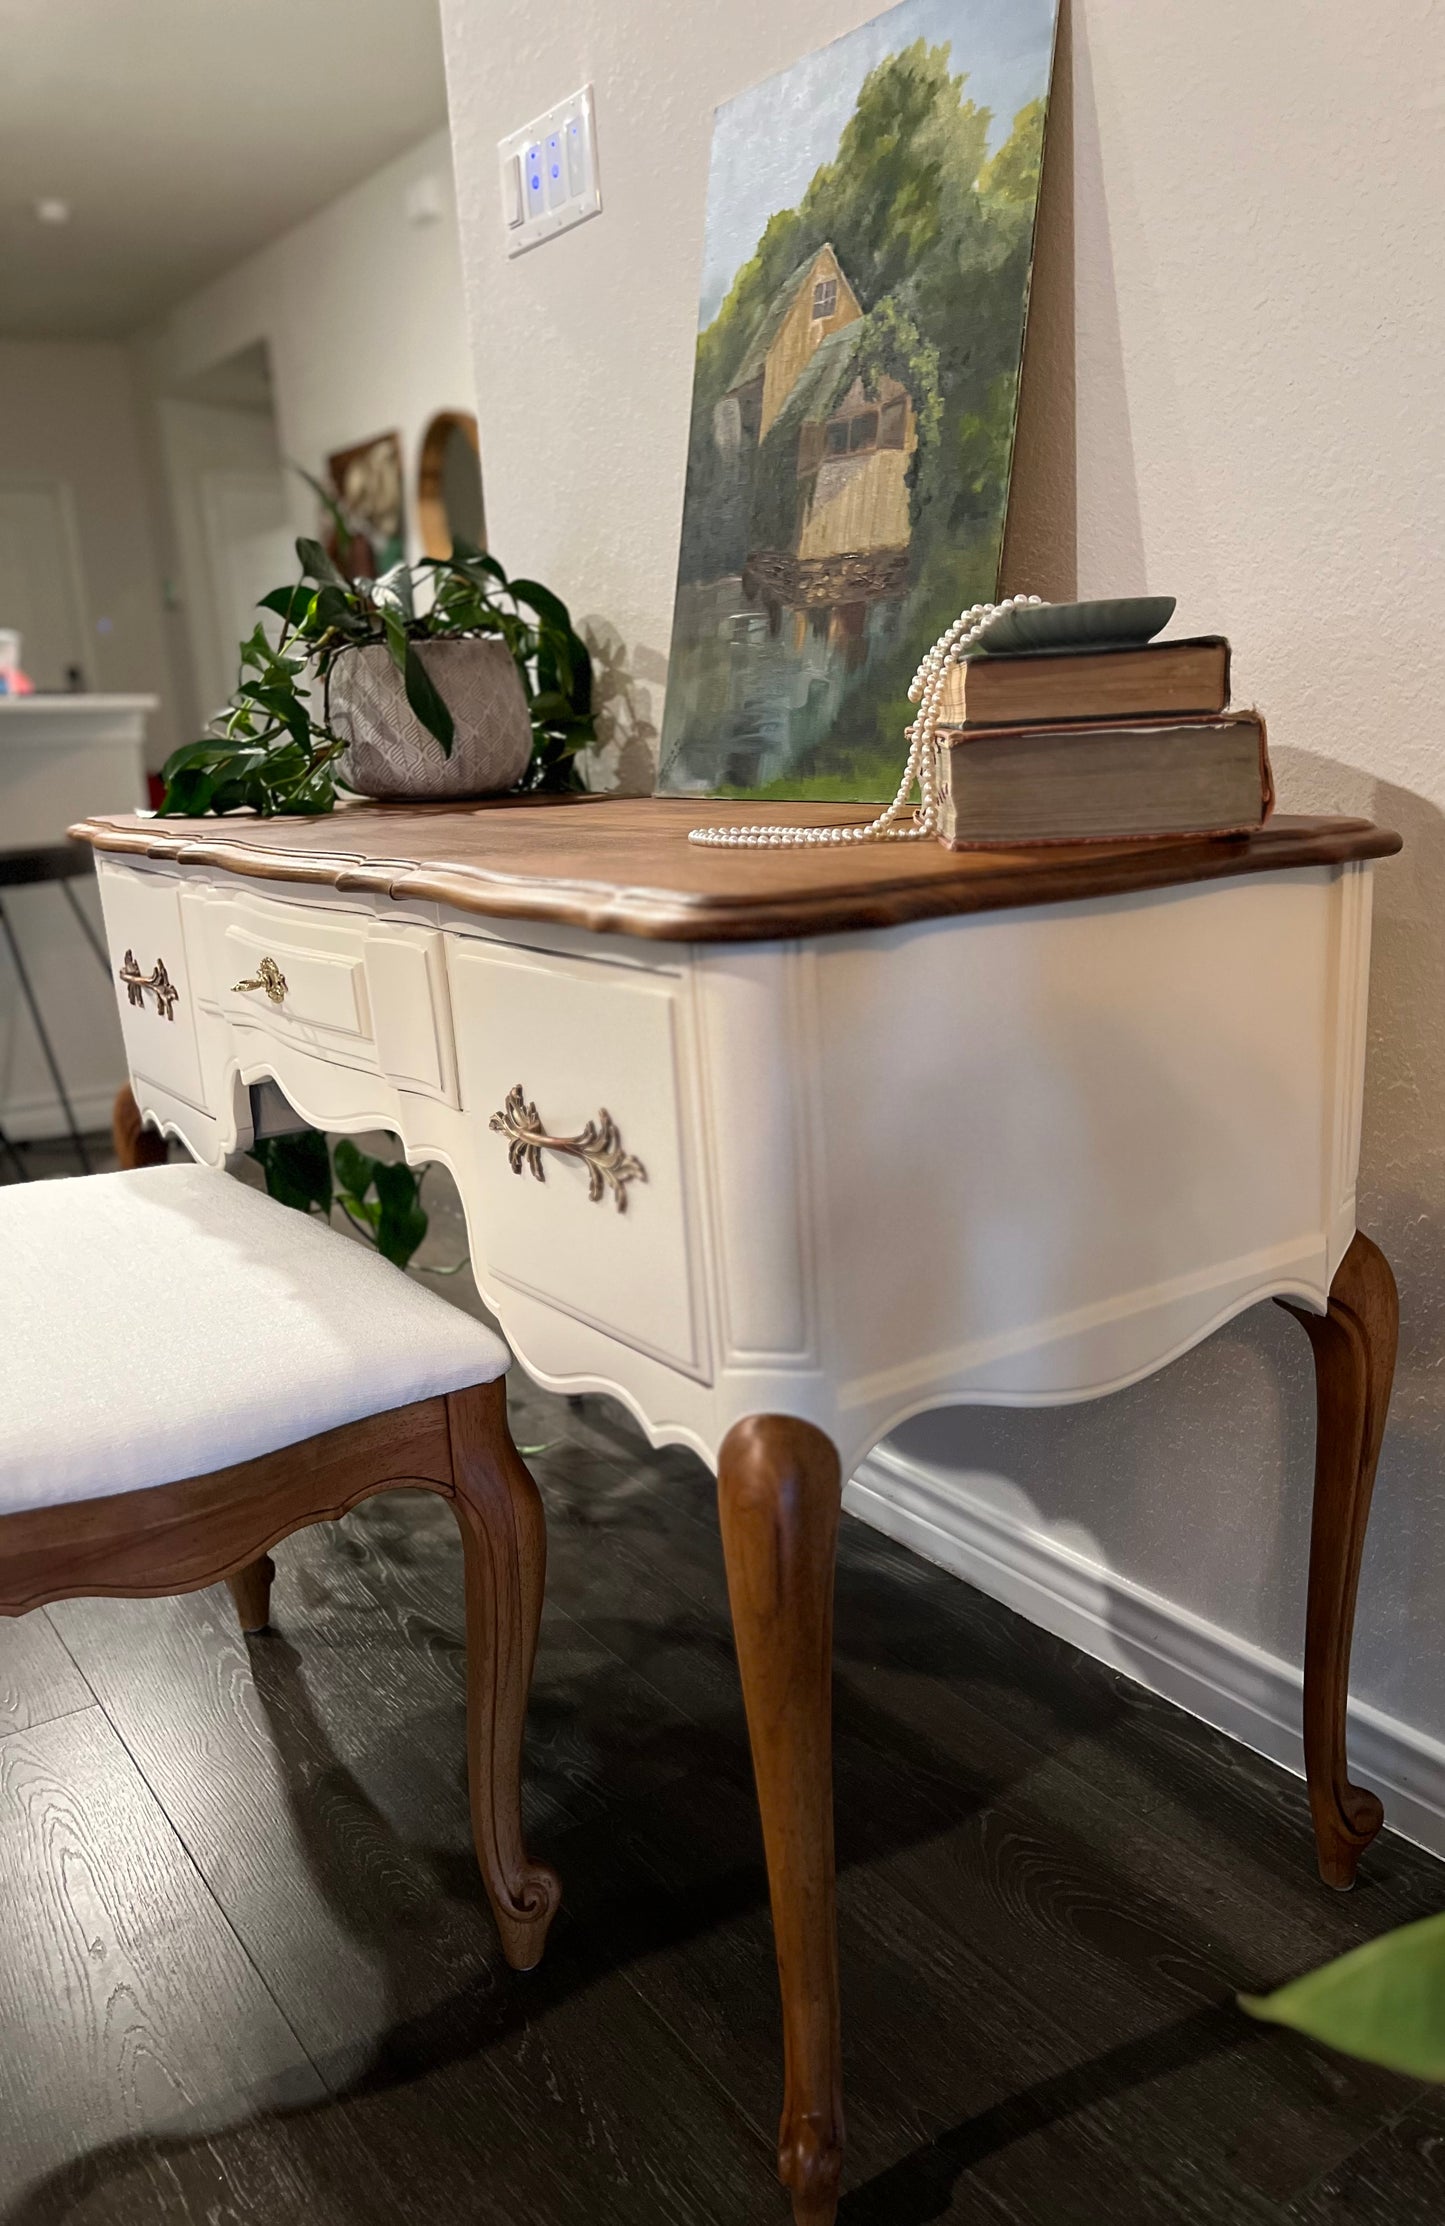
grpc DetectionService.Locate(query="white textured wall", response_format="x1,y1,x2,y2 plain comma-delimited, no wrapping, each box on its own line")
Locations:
440,2,1445,1740
137,129,476,565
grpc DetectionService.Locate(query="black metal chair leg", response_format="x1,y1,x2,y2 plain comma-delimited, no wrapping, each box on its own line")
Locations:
61,878,111,976
0,897,93,1174
0,1121,30,1181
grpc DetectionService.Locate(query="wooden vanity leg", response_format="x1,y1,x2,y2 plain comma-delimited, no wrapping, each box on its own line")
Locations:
1278,1231,1399,1888
226,1555,276,1634
445,1378,562,1972
718,1414,845,2226
112,1083,167,1170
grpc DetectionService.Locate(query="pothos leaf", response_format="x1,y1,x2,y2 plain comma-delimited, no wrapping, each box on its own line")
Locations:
257,583,313,625
296,535,345,586
379,609,409,677
370,1160,429,1269
330,1140,429,1270
332,1136,381,1200
373,560,414,621
508,578,572,632
250,1131,333,1217
403,640,454,754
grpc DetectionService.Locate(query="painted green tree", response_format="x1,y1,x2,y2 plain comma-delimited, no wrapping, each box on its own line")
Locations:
665,43,1048,798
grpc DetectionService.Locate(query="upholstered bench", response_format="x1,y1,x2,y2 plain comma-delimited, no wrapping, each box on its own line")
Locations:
0,1162,560,1971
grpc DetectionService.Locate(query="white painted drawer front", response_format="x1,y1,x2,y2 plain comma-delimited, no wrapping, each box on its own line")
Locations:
449,941,705,1376
98,866,206,1108
214,897,373,1053
207,894,458,1103
365,929,458,1101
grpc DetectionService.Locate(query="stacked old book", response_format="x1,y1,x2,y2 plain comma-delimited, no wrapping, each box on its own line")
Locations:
932,634,1274,848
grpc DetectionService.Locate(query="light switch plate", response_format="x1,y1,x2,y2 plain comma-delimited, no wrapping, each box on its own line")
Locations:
499,85,600,257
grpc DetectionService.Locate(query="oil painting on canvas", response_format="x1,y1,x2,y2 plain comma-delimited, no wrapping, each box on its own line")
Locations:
657,0,1057,800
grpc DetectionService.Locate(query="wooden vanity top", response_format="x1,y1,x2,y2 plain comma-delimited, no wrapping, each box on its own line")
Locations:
71,797,1400,945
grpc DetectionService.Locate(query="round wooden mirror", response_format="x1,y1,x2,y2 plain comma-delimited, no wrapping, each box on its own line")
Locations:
417,410,486,558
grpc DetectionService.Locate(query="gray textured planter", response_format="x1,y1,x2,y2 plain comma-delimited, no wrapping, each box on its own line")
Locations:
329,637,532,800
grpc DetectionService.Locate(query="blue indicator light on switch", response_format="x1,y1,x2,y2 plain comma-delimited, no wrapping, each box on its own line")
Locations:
565,115,585,196
545,131,566,209
524,143,545,218
501,89,597,255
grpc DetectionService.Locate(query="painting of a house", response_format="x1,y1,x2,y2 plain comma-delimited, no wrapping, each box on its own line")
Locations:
726,242,918,632
657,0,1058,801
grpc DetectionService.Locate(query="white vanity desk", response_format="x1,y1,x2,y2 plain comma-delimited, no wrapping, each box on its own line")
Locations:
75,796,1400,2226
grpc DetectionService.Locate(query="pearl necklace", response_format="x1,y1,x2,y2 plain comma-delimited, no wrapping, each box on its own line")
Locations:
688,593,1048,849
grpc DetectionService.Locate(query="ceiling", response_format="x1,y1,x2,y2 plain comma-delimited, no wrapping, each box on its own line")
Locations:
0,0,450,340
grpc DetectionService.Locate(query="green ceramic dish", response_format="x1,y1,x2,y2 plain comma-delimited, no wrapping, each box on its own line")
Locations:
973,595,1177,657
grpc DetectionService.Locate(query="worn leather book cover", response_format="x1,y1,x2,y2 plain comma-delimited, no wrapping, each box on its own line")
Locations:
935,637,1231,728
936,711,1273,847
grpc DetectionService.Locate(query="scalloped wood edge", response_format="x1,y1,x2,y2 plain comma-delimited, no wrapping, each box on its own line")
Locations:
70,801,1401,946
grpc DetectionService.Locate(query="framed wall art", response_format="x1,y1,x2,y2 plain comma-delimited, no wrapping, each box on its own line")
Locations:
325,430,405,579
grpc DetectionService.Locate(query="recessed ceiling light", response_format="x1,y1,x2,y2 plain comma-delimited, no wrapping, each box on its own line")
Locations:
34,198,71,226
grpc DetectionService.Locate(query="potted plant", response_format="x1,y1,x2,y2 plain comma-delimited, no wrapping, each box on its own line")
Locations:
158,535,595,815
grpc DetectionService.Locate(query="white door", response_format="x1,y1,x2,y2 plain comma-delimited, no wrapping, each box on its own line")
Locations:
0,479,89,689
198,468,294,715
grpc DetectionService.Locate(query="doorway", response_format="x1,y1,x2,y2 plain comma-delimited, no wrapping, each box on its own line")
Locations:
156,339,291,727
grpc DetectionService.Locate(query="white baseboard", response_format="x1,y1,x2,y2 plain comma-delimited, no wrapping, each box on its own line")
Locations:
847,1441,1445,1866
1,1083,117,1142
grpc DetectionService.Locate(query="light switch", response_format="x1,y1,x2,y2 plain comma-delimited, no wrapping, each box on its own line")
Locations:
524,141,545,221
544,131,566,209
498,85,601,256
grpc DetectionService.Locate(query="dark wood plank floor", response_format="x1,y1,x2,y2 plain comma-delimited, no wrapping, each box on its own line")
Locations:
4,1143,1445,2221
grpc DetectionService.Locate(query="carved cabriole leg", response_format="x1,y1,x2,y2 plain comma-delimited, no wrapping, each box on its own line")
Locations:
226,1554,276,1634
445,1377,562,1972
1278,1230,1399,1888
717,1414,845,2226
112,1083,167,1170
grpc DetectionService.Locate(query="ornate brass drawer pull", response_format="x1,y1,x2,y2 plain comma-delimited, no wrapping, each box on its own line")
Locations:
117,949,179,1021
232,955,288,1005
489,1083,646,1213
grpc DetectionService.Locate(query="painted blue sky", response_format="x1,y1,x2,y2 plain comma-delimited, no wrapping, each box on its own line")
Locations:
698,0,1056,327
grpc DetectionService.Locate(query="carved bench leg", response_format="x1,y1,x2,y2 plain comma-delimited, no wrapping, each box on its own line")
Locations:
1278,1230,1399,1888
718,1414,845,2226
446,1378,562,1972
226,1555,276,1634
113,1083,167,1170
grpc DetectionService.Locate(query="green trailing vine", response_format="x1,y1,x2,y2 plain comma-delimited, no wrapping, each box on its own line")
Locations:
250,1131,439,1272
158,535,596,818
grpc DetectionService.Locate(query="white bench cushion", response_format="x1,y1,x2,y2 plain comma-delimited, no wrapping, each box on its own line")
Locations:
0,1164,510,1517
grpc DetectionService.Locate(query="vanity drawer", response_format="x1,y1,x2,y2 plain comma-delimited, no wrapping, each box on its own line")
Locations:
98,864,206,1108
206,892,458,1102
449,941,706,1377
215,898,373,1052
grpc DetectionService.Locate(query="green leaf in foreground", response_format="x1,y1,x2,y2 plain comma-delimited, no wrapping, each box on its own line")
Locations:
1241,1909,1445,2079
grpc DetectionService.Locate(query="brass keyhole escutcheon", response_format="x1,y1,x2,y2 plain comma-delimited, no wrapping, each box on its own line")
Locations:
232,955,288,1005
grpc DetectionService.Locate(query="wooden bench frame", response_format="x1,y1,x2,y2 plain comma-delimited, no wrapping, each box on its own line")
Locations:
0,1375,560,1973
